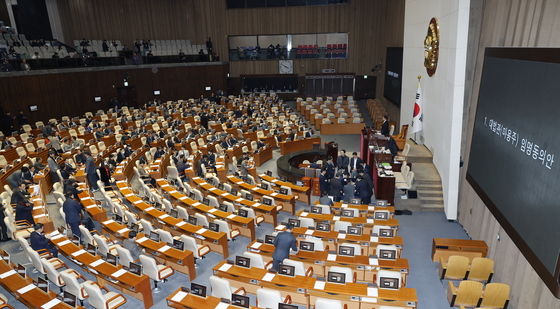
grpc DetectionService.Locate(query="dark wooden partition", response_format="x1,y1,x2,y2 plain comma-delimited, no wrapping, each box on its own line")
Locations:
0,63,228,122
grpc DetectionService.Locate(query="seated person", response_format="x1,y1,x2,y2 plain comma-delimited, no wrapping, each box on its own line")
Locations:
30,223,58,257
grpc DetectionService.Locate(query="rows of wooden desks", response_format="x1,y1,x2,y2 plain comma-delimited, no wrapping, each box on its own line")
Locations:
166,289,259,309
327,201,395,214
246,240,409,282
227,175,296,214
156,178,257,240
253,145,273,167
275,225,403,257
115,180,230,258
279,137,321,155
213,261,417,309
259,173,311,204
47,231,152,308
295,210,400,235
191,176,281,226
0,252,81,309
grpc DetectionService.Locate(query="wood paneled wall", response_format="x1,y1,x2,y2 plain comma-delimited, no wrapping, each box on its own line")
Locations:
56,0,405,80
0,63,227,123
459,0,560,307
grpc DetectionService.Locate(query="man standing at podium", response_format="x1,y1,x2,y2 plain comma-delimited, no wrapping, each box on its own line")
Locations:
271,224,297,272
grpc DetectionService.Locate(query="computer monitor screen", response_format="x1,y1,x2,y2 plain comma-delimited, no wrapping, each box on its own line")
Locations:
379,277,400,289
266,170,273,177
347,226,362,235
350,198,361,205
86,243,97,255
278,264,295,277
61,291,77,307
379,228,394,237
341,209,355,217
338,245,355,256
296,181,304,186
218,204,228,212
188,217,198,225
149,231,160,242
29,105,38,112
261,183,269,190
299,241,314,251
71,235,80,245
16,264,26,277
374,211,389,220
114,214,123,223
106,253,117,265
202,197,210,205
379,249,397,260
287,218,300,227
278,304,298,309
189,192,196,199
376,200,388,206
279,188,288,195
170,209,178,218
153,90,161,95
218,183,225,190
37,277,49,293
262,198,272,206
327,271,346,284
129,262,142,276
264,235,275,244
191,282,207,297
310,206,322,214
316,222,330,231
235,256,250,268
245,193,253,201
230,188,238,195
237,208,248,218
94,97,102,102
172,239,184,251
209,222,220,232
231,293,250,308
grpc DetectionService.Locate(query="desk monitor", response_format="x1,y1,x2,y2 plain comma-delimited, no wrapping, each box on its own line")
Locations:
350,198,361,205
191,283,207,297
149,231,160,242
238,208,248,218
266,170,273,177
114,214,123,224
296,181,304,186
374,211,389,220
261,183,269,190
279,176,287,182
86,243,97,255
218,183,225,190
341,209,355,217
327,271,346,284
231,293,250,308
235,256,250,268
264,235,275,244
376,200,388,206
36,277,49,293
218,204,228,212
209,222,220,232
245,193,254,201
129,262,142,276
278,264,295,277
338,245,355,256
189,192,196,199
278,304,298,309
16,264,26,277
131,224,140,233
287,218,300,227
169,208,178,218
316,222,330,232
172,239,184,251
379,228,394,237
347,226,362,236
188,216,198,225
202,197,210,205
154,202,163,211
262,197,272,206
61,291,77,307
279,188,289,195
71,235,80,246
0,251,9,262
379,249,397,260
106,253,117,265
379,276,400,289
300,241,314,252
310,206,322,214
230,188,238,196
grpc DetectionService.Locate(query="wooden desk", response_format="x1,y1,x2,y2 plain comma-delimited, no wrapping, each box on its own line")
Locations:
0,257,82,309
254,146,273,167
135,233,196,279
279,137,321,155
259,173,311,204
166,288,260,308
48,232,153,308
227,175,296,214
320,123,365,135
326,201,395,215
213,261,417,309
373,167,395,205
191,177,280,226
156,178,256,241
431,238,488,262
246,240,409,282
296,210,399,235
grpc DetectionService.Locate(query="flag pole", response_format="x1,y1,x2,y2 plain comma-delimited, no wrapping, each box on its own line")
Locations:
413,75,421,144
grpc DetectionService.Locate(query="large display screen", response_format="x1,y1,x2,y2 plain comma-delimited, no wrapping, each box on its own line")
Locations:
467,48,560,297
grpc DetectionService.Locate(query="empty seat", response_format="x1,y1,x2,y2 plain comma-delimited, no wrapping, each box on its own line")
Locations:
448,280,483,308
440,255,470,280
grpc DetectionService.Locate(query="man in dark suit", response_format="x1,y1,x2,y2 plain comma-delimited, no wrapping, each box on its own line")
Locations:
325,157,335,179
355,176,372,204
349,152,363,176
336,150,349,173
271,224,297,272
380,115,390,136
328,174,343,202
319,169,329,195
63,194,83,238
85,152,99,192
15,197,34,226
11,182,30,206
30,223,58,257
343,178,356,202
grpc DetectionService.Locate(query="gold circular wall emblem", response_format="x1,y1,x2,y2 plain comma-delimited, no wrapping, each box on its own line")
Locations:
424,17,439,77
